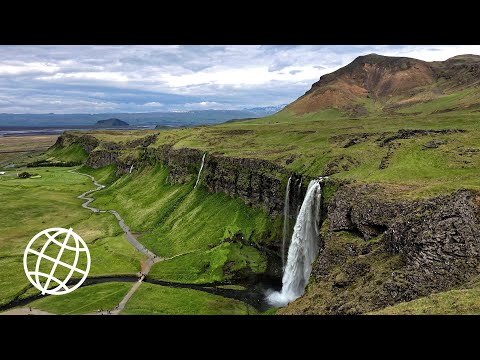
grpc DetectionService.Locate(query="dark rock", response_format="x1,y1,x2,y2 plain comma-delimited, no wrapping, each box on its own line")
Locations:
379,128,465,147
423,139,448,149
384,190,480,292
328,184,401,240
86,150,119,169
323,155,359,176
294,185,480,314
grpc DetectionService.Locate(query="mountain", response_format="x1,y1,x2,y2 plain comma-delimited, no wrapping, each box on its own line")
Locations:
95,118,129,128
244,104,287,116
286,53,480,116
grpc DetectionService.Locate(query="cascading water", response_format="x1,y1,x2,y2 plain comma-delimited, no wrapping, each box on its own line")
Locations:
194,153,206,189
129,165,134,174
282,176,292,270
296,178,303,216
268,179,322,307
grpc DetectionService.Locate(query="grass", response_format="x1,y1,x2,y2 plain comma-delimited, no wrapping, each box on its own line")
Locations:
0,135,57,164
77,164,119,185
0,166,145,307
90,165,278,257
29,282,132,314
121,282,256,315
148,242,267,284
370,286,480,315
43,143,88,163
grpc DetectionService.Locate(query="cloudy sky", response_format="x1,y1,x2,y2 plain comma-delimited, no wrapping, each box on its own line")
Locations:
1,45,480,114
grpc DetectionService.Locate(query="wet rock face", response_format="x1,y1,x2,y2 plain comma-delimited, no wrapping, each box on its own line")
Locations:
384,191,480,291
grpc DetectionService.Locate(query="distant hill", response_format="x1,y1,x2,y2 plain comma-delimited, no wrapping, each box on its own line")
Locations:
285,53,480,116
95,118,129,128
0,105,286,128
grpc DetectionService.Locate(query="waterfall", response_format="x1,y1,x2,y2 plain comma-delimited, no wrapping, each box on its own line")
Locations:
282,176,292,270
194,153,206,189
296,178,302,216
129,165,134,174
268,179,322,307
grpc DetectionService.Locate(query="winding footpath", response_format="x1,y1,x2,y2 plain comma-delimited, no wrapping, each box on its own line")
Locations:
0,169,268,315
69,170,164,314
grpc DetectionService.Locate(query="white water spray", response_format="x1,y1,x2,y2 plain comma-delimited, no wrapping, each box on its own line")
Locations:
282,176,292,270
194,153,206,189
268,179,322,307
129,165,134,174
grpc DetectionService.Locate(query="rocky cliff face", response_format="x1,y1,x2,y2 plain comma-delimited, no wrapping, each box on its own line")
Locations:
56,133,306,216
281,184,480,314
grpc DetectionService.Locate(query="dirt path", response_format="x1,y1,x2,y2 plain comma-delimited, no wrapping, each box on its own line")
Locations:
68,170,163,314
1,307,53,315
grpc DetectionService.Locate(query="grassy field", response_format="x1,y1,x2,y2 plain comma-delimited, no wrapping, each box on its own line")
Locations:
122,282,256,315
149,242,266,284
29,282,132,314
0,162,269,313
0,135,57,164
0,166,145,307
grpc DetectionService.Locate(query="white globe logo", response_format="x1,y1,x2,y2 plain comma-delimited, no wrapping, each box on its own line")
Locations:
23,228,91,295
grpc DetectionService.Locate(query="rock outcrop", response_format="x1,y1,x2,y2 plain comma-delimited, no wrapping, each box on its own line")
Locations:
282,184,480,314
53,133,99,153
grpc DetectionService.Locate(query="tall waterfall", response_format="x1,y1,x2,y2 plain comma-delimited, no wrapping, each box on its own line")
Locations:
282,176,292,270
268,179,322,307
129,165,134,174
194,153,206,189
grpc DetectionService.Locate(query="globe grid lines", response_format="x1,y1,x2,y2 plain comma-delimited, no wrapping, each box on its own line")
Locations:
23,227,91,296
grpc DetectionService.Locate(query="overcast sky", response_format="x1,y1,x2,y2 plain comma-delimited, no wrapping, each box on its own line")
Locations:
1,45,480,114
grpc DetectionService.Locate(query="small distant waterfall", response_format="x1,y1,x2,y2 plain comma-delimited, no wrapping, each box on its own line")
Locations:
194,153,206,189
129,165,134,174
282,176,292,270
268,179,322,307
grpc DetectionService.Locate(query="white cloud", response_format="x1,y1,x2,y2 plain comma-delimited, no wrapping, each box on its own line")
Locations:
37,71,130,82
0,45,480,113
0,61,60,75
143,101,164,107
183,101,225,110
